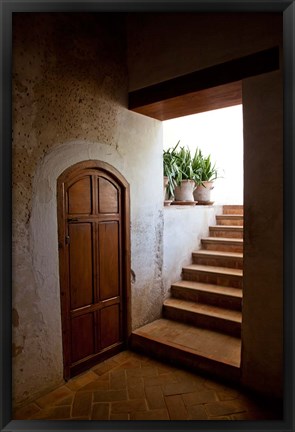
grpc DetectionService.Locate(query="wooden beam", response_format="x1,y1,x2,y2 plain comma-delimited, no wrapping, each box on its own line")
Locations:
128,47,279,120
131,81,242,121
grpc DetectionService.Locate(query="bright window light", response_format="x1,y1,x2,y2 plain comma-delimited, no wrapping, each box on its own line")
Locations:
163,105,244,205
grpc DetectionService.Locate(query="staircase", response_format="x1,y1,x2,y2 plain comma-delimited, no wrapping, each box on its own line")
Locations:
131,205,244,383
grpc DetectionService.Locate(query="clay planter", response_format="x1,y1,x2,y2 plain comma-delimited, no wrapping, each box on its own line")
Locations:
193,181,214,203
174,179,196,202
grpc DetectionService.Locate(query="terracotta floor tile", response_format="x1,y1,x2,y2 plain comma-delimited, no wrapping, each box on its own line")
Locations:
126,366,158,378
187,404,209,420
143,373,178,387
93,389,127,403
130,408,170,420
204,400,248,417
110,369,127,390
77,379,109,393
165,395,188,420
144,385,166,410
92,358,118,375
35,385,73,408
29,408,52,419
46,405,72,420
111,398,148,413
71,391,93,418
13,402,40,420
162,381,198,396
14,350,282,421
126,375,143,387
182,389,218,406
66,371,98,391
110,412,130,420
54,394,74,406
128,382,145,400
91,402,110,420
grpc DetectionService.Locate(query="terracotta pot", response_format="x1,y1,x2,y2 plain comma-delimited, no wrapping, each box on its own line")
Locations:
193,181,214,203
174,179,196,201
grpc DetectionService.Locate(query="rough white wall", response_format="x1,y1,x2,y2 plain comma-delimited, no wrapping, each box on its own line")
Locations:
13,116,163,406
163,205,223,299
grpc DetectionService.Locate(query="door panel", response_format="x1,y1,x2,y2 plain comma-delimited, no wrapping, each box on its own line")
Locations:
58,162,130,380
98,177,119,213
100,304,120,349
99,222,120,301
69,223,93,310
68,176,92,214
71,314,95,362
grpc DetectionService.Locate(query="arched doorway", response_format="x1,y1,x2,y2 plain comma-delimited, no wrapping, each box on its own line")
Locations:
57,160,131,380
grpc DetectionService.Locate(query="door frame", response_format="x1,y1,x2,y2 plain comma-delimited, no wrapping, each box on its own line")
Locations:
57,160,131,379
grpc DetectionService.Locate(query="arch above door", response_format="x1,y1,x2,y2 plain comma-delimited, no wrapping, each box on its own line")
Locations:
57,160,131,379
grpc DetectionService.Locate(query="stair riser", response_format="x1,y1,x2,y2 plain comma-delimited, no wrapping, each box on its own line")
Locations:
209,229,243,239
201,241,243,253
171,286,242,311
223,207,243,215
163,306,241,337
192,255,243,269
216,217,243,226
182,270,243,288
130,333,241,383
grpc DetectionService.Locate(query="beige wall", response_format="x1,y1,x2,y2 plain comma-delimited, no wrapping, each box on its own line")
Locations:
127,12,282,91
12,13,163,406
242,71,283,398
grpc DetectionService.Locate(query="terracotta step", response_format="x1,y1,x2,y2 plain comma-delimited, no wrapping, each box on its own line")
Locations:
192,250,243,269
163,298,241,337
182,264,243,288
209,225,243,239
201,237,243,253
223,205,243,215
171,280,242,310
216,214,243,226
131,318,241,382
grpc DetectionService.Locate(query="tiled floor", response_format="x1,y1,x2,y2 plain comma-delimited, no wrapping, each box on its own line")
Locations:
13,350,282,421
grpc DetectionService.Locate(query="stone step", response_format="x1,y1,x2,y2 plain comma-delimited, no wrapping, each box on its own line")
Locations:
209,225,243,239
163,298,242,337
192,250,243,269
201,237,243,253
182,264,243,288
223,205,243,215
131,318,241,383
171,280,242,310
216,214,244,226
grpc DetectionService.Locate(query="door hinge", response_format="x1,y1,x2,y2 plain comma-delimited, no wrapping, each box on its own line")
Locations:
65,235,70,245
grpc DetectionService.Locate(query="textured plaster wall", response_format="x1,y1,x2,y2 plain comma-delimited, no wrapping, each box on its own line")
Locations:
126,12,282,90
163,206,223,299
241,71,283,398
12,13,163,406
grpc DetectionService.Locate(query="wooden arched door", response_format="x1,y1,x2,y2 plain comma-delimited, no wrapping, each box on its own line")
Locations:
57,161,131,379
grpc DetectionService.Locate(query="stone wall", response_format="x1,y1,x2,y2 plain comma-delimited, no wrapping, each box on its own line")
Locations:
12,13,163,406
163,205,223,299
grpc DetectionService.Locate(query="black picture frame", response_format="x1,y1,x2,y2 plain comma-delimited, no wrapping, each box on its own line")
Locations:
1,1,294,431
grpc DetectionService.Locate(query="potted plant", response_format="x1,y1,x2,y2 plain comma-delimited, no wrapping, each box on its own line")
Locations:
172,145,201,202
193,148,219,204
163,142,179,204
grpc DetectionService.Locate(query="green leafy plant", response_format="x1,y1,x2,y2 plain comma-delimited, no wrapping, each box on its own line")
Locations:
163,141,180,198
192,148,219,185
173,145,201,186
